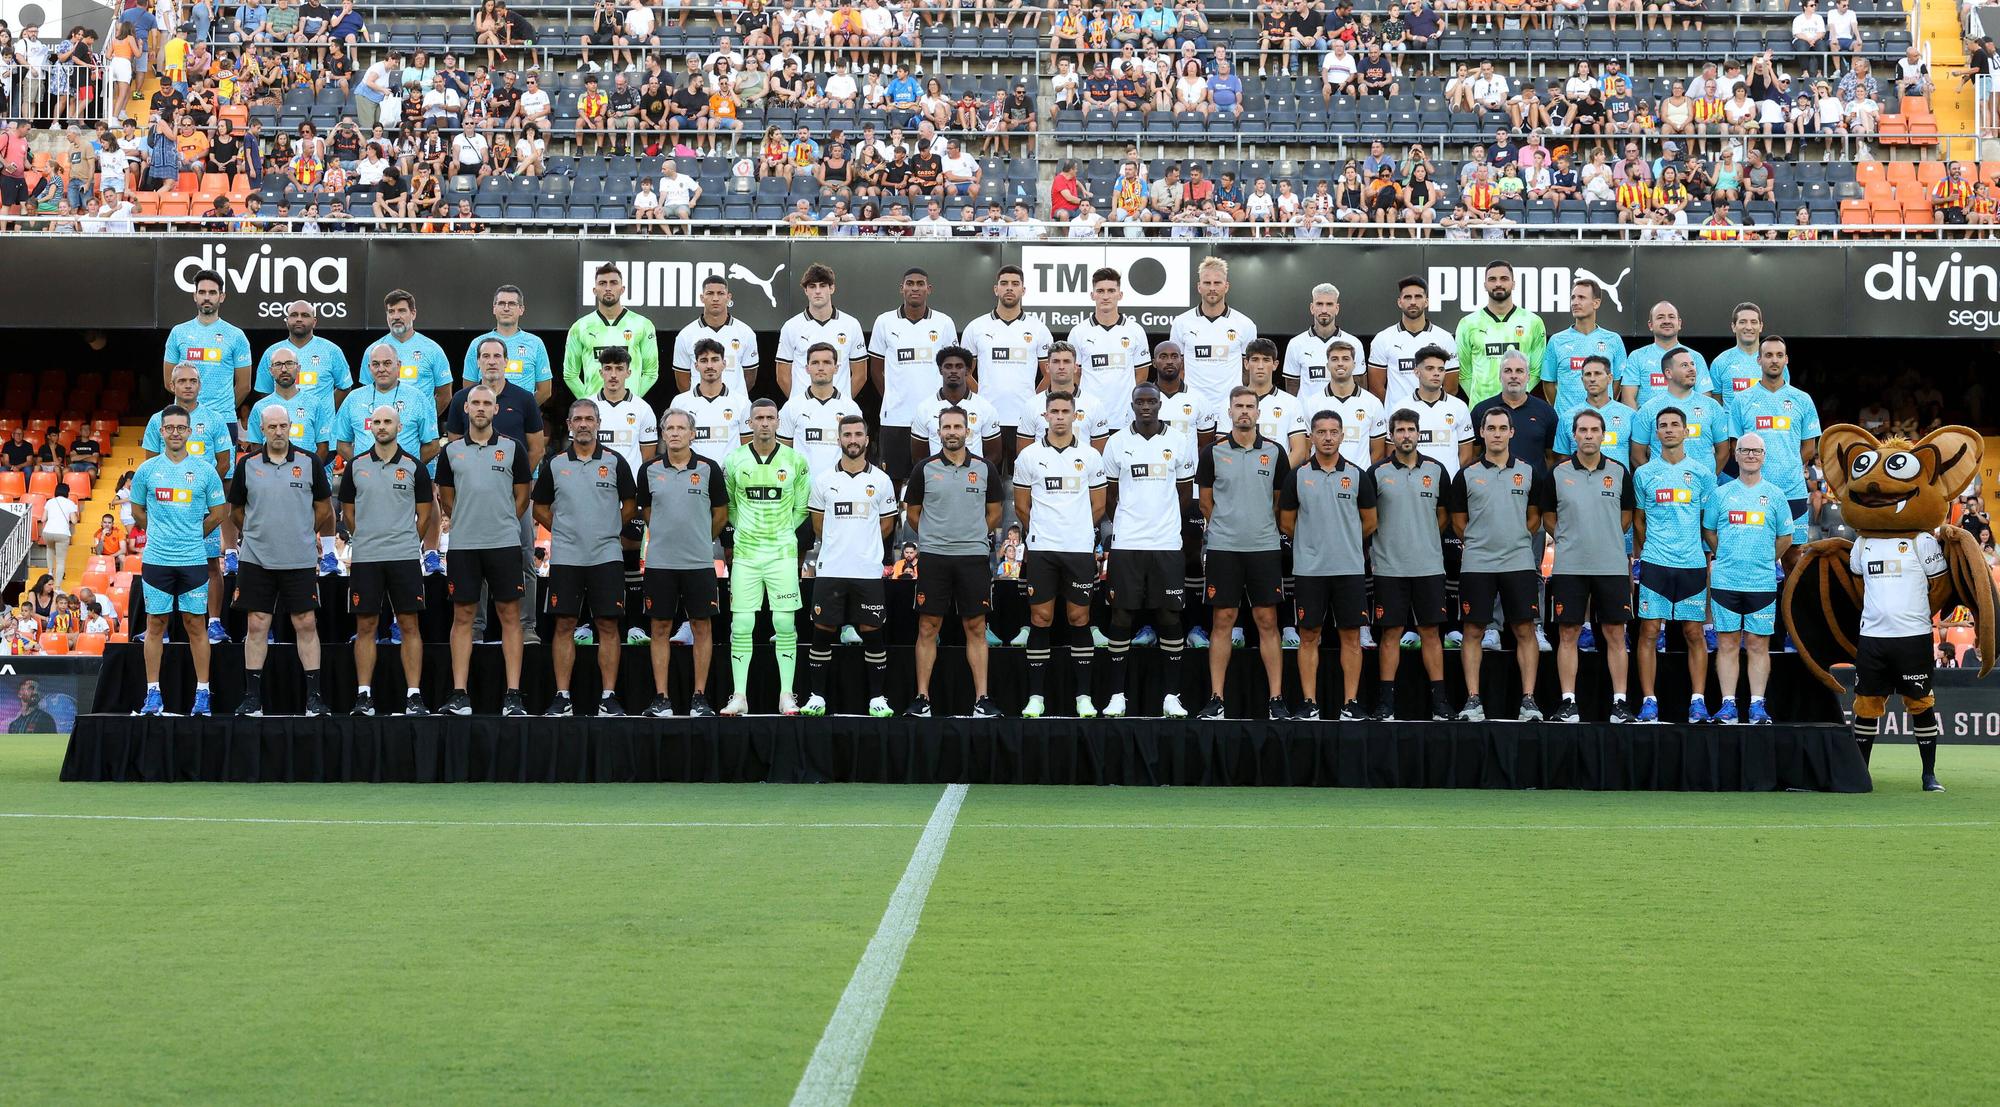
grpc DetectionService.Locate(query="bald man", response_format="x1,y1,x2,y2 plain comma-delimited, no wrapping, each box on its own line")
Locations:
335,343,444,573
1702,432,1795,725
230,401,334,716
338,404,434,717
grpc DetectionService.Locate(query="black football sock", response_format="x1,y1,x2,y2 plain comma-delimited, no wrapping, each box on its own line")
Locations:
860,629,888,700
1911,707,1940,774
1068,623,1095,703
244,669,262,697
303,669,321,699
1852,715,1879,765
808,625,837,699
1025,625,1052,699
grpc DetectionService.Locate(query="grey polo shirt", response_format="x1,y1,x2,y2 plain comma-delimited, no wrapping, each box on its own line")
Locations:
1367,454,1448,578
531,446,637,567
637,452,727,570
1446,456,1549,574
228,445,329,571
337,446,432,564
435,433,531,551
1196,434,1285,553
1541,455,1635,576
905,451,1001,557
1280,457,1373,577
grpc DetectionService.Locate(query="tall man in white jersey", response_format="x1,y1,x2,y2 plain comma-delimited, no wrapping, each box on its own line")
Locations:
1169,256,1258,412
1283,282,1367,399
869,266,959,486
803,415,898,717
1368,275,1459,408
1067,266,1153,429
961,263,1054,469
589,348,657,643
778,342,865,476
1302,342,1388,469
1101,383,1196,718
669,338,750,465
672,273,761,395
775,263,868,399
1014,391,1108,720
1018,341,1114,449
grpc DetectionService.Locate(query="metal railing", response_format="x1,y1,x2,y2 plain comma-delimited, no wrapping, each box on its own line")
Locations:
1,61,118,127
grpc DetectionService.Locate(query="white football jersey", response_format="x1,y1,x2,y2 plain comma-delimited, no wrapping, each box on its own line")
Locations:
1282,326,1367,399
1103,427,1195,551
961,310,1054,430
1168,305,1257,409
1155,385,1216,456
810,464,899,579
777,388,864,476
589,390,658,472
1303,385,1388,471
1408,392,1475,476
1368,320,1460,410
667,385,748,465
672,315,760,397
1013,438,1107,553
910,390,1003,457
1068,312,1152,427
1019,386,1115,444
1851,534,1947,639
774,309,868,399
868,307,958,427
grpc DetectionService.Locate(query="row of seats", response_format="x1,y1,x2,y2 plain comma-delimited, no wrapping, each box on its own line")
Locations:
0,471,96,502
28,633,122,656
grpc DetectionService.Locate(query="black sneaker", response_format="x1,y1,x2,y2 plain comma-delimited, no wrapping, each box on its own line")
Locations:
1368,699,1395,722
501,690,528,717
598,693,625,717
1549,699,1579,722
1516,695,1543,723
442,690,473,716
545,691,574,717
689,693,717,718
406,691,429,717
234,690,264,717
970,696,1000,719
1292,699,1319,721
351,690,375,717
1923,773,1946,792
303,692,329,717
1271,697,1295,721
1430,697,1453,722
1195,694,1226,720
1608,699,1637,724
905,694,933,718
1340,700,1367,721
645,694,674,718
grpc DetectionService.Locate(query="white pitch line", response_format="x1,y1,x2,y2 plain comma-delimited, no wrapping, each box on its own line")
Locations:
790,783,969,1107
0,812,1991,833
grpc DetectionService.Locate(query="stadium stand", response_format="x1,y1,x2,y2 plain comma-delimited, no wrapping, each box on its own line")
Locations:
0,0,1992,235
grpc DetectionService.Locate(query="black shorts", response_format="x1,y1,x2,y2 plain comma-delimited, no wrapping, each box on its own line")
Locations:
1459,569,1541,625
881,425,914,486
915,553,992,616
1374,574,1449,628
0,176,26,205
812,575,887,627
1107,548,1184,611
1205,548,1284,610
446,546,525,605
233,562,320,613
643,566,720,622
1549,573,1632,625
1024,550,1097,610
1295,574,1368,630
349,559,426,614
548,561,626,619
1854,633,1936,702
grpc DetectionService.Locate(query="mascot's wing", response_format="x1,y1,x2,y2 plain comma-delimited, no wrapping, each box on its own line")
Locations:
1782,537,1862,692
1936,524,1999,680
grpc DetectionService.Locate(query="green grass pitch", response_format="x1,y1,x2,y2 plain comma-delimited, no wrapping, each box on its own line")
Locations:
5,733,1997,1106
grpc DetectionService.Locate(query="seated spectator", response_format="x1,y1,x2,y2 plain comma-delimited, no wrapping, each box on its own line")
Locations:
657,159,701,233
633,176,663,231
9,605,43,654
1320,41,1359,100
0,428,34,473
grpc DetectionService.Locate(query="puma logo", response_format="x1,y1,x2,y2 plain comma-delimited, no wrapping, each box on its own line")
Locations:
1575,266,1633,313
726,262,787,308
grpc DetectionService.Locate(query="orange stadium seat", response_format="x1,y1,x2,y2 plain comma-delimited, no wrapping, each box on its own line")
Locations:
1861,178,1894,205
72,633,107,657
1903,201,1935,225
1868,198,1903,226
23,494,46,541
0,473,24,500
64,472,92,501
1915,161,1945,188
107,629,129,645
79,571,112,596
27,471,58,498
37,633,70,656
1877,115,1908,145
1884,161,1917,187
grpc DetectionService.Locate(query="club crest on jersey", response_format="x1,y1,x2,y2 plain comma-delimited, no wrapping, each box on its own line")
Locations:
1073,458,1085,471
1513,473,1525,487
291,466,303,477
1258,454,1272,466
1899,540,1911,553
494,450,505,461
1421,475,1433,488
1602,474,1615,489
598,465,610,478
1340,476,1353,489
395,469,408,481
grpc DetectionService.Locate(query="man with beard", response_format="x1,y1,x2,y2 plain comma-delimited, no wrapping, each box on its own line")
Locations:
565,262,662,399
1283,282,1367,400
1100,383,1197,717
961,264,1054,470
1453,259,1547,408
255,299,353,413
1368,275,1460,409
803,415,899,718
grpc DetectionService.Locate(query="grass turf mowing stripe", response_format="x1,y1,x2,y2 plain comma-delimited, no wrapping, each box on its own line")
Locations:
792,783,969,1107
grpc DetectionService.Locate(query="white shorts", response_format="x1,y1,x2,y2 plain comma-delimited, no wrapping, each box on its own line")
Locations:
110,56,134,83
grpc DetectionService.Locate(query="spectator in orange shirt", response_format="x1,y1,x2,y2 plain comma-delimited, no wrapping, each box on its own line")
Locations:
701,76,744,155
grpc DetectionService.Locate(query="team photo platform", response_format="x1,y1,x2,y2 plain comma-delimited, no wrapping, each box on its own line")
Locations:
66,641,1864,791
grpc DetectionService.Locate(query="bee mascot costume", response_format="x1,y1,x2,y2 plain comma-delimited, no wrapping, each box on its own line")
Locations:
1782,425,1998,791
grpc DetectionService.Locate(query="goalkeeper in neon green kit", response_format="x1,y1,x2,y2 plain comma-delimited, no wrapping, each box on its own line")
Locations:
721,397,812,715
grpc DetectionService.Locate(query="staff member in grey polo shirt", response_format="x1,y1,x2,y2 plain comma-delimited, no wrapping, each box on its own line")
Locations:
532,398,639,718
636,409,728,719
229,401,334,718
903,407,1003,720
1447,406,1551,723
1280,410,1377,722
1368,409,1454,722
338,405,435,718
447,336,549,642
436,384,534,719
1540,407,1636,723
1195,386,1289,722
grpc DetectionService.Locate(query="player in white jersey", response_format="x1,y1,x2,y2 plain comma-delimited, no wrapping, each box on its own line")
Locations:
774,262,868,399
1368,274,1460,409
1013,392,1109,720
667,338,749,465
910,346,1003,461
1282,282,1367,399
1017,341,1114,448
777,341,864,476
1168,256,1259,411
1100,383,1198,718
1236,338,1309,466
868,266,959,485
1150,341,1218,456
1302,340,1388,469
1066,266,1153,429
960,263,1054,459
588,349,658,473
671,274,760,395
802,414,898,718
1402,343,1476,476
